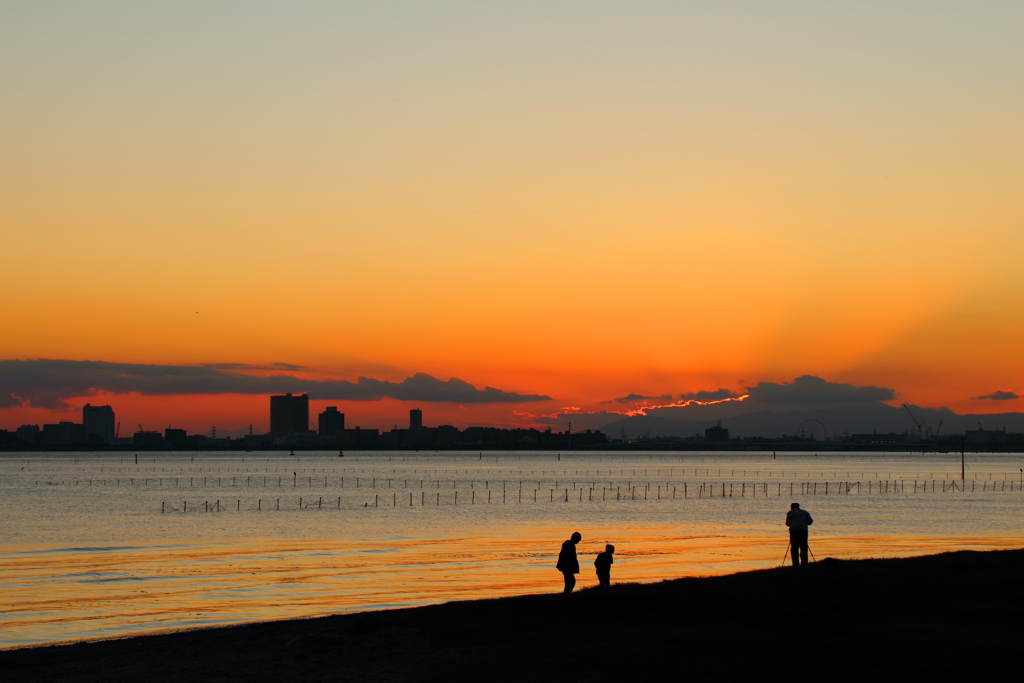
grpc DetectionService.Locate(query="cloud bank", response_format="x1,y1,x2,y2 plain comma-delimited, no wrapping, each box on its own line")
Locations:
537,377,893,431
680,389,741,401
0,359,552,409
744,375,895,405
972,390,1020,401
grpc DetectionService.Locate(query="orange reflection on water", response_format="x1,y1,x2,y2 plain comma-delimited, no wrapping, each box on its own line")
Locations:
3,529,1021,649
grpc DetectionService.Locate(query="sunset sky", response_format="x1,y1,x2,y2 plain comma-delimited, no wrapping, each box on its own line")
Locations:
2,2,1023,434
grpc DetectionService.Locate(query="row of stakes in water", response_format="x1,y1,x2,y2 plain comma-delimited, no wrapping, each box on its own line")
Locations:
159,477,1024,512
41,472,1024,490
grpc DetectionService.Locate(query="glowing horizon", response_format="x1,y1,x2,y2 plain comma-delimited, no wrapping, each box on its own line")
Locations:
2,3,1022,433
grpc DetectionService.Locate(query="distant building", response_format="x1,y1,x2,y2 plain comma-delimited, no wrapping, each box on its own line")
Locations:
456,426,605,446
704,421,729,442
133,431,163,448
270,393,309,437
571,429,608,446
342,427,380,448
244,433,272,448
82,404,115,446
965,428,1008,445
436,425,460,446
16,424,40,447
407,409,425,447
164,428,187,447
274,430,319,447
318,407,345,437
0,430,19,449
42,422,90,446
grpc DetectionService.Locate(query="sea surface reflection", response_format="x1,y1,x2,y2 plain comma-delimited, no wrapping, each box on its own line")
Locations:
2,450,1023,647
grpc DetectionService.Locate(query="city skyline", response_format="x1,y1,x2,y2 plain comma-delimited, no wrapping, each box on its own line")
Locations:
3,362,1024,437
8,381,1024,450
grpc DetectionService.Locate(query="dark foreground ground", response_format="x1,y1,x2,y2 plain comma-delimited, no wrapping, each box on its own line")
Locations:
5,549,1024,682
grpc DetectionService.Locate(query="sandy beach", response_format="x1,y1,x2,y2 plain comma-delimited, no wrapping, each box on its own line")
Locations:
4,548,1022,682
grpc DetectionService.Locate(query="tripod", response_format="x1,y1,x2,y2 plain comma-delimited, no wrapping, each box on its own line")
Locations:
781,538,816,566
779,541,791,567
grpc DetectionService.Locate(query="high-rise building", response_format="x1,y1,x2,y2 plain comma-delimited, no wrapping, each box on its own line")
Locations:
270,393,310,437
318,407,345,437
407,408,425,448
82,404,115,446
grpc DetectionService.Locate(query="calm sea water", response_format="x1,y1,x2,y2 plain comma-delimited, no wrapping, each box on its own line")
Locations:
2,449,1023,648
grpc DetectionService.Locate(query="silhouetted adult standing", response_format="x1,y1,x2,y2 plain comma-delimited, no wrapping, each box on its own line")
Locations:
557,532,582,593
786,503,813,566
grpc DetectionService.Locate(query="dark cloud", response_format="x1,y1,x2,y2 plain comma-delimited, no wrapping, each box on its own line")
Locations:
603,393,673,404
679,389,741,401
972,390,1020,401
208,362,305,371
0,359,551,409
744,375,895,405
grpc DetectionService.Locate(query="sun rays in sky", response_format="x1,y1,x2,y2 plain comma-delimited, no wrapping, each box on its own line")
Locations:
2,2,1023,431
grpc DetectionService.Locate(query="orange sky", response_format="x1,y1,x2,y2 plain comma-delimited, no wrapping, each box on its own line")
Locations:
2,3,1023,432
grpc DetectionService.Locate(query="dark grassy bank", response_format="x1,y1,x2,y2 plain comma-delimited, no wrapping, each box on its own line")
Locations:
5,549,1023,682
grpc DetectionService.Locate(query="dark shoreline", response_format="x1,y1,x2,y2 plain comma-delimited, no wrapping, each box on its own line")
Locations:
4,548,1024,681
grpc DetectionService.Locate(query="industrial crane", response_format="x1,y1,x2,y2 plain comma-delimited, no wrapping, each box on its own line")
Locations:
901,404,931,440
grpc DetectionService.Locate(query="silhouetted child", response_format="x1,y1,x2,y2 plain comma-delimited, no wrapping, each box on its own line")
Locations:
595,544,614,587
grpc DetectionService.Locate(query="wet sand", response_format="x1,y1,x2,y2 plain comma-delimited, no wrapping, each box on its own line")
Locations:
3,548,1023,682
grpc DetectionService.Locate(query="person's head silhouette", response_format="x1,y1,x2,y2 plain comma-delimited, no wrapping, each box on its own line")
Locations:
570,532,581,544
791,503,800,509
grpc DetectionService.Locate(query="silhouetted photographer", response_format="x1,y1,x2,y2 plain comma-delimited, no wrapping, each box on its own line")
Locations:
785,503,813,566
556,532,582,593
